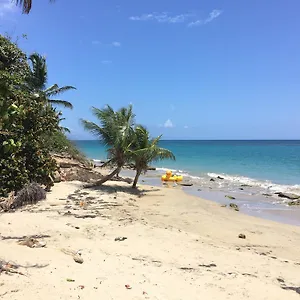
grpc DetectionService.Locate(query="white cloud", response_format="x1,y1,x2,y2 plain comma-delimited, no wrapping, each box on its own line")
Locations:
129,12,191,24
0,0,16,17
112,41,121,47
188,9,222,27
184,125,188,129
101,60,112,64
164,119,174,128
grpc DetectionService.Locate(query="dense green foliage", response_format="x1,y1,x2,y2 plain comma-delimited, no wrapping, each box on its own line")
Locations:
0,35,60,195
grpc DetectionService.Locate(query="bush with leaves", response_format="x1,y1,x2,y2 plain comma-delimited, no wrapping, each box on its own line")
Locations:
0,35,60,196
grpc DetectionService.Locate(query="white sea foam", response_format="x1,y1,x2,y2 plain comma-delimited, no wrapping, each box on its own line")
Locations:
155,167,300,195
207,172,300,195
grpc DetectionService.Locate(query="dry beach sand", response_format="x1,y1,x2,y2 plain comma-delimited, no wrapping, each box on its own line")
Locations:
0,180,300,299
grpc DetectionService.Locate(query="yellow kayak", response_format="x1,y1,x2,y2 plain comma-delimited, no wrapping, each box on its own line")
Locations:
161,170,183,182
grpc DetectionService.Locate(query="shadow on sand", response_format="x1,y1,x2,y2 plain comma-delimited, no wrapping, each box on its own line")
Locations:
85,183,161,197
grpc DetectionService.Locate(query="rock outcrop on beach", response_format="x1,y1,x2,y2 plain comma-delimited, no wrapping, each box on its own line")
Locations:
276,192,300,200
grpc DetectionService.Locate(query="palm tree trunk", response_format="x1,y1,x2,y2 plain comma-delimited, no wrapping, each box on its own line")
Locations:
132,169,142,188
84,167,121,188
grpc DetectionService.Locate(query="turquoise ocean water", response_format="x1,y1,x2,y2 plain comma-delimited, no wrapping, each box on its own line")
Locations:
75,140,300,183
74,140,300,225
74,140,300,194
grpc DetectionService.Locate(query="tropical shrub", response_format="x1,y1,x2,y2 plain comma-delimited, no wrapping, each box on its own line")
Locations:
0,35,60,196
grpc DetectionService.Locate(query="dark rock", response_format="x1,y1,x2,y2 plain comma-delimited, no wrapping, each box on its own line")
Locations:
238,234,246,239
239,188,244,190
281,286,300,295
115,237,127,242
197,189,201,191
262,193,272,197
210,178,215,182
288,200,300,206
199,263,217,268
179,183,193,187
241,184,252,187
147,167,156,171
229,203,239,211
217,176,224,180
225,195,236,200
277,192,300,200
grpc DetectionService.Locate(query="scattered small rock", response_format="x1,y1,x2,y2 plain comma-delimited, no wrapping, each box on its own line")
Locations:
115,237,127,242
197,189,201,191
262,193,272,197
179,183,193,187
225,195,236,200
199,263,217,268
241,184,252,187
229,203,239,211
210,178,215,182
221,204,227,207
73,253,84,264
239,188,244,190
238,234,246,239
217,176,224,180
288,200,300,206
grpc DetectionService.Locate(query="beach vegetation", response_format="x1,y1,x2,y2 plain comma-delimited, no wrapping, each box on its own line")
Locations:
81,105,135,185
28,53,75,109
81,105,175,188
0,35,77,196
130,125,175,188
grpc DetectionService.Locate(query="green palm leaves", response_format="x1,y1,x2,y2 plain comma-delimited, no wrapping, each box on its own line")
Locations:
81,105,175,187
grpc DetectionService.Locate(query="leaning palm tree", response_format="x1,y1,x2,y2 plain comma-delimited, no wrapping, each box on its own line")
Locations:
15,0,55,14
28,53,75,109
81,105,135,185
130,126,175,188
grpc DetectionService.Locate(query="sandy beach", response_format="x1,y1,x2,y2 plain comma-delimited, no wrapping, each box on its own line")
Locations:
0,180,300,299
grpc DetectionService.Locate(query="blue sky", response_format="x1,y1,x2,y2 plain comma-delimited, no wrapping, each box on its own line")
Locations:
1,0,300,139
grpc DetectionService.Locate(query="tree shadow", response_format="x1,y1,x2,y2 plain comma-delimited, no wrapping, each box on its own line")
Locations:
85,183,161,196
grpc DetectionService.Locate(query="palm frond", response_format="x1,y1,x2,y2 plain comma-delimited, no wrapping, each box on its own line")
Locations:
16,0,55,14
48,99,73,109
46,85,76,97
15,0,32,14
28,52,47,90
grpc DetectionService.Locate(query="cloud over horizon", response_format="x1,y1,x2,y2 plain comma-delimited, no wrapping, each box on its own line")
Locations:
164,119,174,128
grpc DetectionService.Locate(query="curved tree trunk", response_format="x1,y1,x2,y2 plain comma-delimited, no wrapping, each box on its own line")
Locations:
84,167,121,188
132,169,142,188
